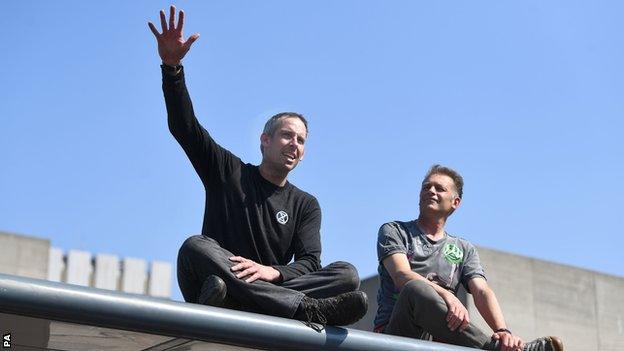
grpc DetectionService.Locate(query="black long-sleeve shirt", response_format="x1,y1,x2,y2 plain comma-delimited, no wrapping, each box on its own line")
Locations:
162,66,322,281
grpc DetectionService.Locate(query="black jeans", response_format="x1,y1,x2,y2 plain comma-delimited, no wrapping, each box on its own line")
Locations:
384,280,496,350
177,235,360,318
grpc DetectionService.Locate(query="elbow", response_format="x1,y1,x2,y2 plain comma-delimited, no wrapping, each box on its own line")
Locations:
167,118,180,135
167,118,190,141
392,272,413,290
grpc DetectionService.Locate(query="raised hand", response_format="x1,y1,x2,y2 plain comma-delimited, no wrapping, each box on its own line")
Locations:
148,5,199,66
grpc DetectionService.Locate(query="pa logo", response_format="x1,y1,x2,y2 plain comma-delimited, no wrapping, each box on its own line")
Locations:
3,333,10,348
276,210,289,225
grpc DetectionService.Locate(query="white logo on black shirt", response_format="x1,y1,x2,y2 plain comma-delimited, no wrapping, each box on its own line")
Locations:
276,210,289,225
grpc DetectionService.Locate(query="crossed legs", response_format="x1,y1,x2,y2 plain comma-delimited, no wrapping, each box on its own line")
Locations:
177,235,360,319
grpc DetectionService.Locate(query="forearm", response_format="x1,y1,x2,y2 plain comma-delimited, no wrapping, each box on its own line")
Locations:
473,287,508,331
273,255,320,281
161,66,201,142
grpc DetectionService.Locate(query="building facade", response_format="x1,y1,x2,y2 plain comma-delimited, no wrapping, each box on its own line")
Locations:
0,231,171,298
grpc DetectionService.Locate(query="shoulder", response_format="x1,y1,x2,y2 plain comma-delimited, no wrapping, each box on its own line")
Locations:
381,220,414,230
287,183,320,210
288,183,317,201
378,220,412,237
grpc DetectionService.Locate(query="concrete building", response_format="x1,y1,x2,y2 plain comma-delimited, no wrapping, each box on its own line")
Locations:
350,246,624,351
0,231,171,298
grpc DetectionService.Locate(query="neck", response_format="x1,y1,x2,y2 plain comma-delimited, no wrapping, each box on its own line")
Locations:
416,215,447,241
259,162,288,187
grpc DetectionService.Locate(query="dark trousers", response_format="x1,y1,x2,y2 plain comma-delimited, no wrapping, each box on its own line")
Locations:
177,235,360,318
384,280,496,350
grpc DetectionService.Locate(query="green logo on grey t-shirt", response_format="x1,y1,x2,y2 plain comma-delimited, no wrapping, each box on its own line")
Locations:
443,243,464,264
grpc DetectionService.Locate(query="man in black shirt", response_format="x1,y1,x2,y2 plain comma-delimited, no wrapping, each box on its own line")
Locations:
148,6,367,326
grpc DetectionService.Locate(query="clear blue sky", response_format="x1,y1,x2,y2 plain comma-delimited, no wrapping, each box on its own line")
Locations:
2,1,623,300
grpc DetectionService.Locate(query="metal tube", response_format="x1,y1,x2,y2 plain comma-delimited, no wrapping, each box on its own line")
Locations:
0,273,474,351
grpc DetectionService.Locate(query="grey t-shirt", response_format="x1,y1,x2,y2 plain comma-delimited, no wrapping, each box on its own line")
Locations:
374,220,486,329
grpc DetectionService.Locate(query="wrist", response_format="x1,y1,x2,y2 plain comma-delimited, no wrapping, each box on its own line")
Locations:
161,63,182,76
162,59,181,67
270,267,282,282
494,328,512,335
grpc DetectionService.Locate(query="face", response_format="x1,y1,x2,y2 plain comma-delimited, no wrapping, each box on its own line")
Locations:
419,173,461,217
260,117,307,173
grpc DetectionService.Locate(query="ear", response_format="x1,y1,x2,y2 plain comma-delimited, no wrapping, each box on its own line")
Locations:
260,133,270,149
451,196,461,210
299,147,305,161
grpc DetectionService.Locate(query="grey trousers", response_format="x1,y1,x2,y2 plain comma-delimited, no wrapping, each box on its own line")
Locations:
177,235,360,318
384,280,496,350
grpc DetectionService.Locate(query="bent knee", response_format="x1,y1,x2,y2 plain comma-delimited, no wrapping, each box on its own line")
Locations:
329,261,361,291
178,235,221,258
401,279,436,300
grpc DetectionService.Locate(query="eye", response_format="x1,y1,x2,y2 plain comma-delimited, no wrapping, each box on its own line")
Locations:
297,136,306,144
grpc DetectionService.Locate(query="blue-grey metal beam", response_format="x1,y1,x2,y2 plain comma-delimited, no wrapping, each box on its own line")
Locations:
0,273,475,351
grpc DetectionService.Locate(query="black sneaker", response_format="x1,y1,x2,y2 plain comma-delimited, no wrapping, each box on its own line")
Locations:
298,291,368,327
197,275,227,307
523,336,564,351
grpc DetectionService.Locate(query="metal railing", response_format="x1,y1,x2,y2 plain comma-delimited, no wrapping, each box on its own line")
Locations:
0,273,474,351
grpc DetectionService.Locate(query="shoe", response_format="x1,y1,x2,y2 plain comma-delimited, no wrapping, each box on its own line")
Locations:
197,275,227,307
297,291,368,326
523,336,564,351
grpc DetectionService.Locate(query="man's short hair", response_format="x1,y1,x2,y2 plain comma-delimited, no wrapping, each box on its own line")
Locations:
424,164,464,199
262,112,308,136
260,112,308,154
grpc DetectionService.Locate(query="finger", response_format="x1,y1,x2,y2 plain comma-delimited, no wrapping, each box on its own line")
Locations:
148,22,160,38
502,335,512,348
159,10,167,32
447,320,456,330
452,316,463,331
184,33,200,51
507,339,517,351
232,261,253,272
459,318,469,332
246,273,261,283
454,311,466,330
229,256,245,262
169,5,176,31
236,267,256,279
448,314,459,330
177,10,185,33
446,306,455,321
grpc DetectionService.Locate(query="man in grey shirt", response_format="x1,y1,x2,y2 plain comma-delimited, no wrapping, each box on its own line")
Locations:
375,165,564,351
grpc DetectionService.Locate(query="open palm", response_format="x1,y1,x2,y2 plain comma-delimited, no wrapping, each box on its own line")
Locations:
148,5,199,66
